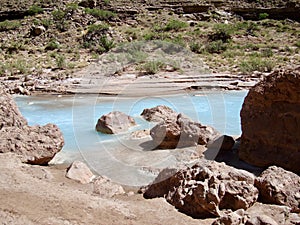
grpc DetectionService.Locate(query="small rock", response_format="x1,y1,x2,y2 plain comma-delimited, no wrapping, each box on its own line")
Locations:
66,161,95,184
93,176,125,198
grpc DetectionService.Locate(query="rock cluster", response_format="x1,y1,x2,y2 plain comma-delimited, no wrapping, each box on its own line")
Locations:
95,111,136,134
240,67,300,174
0,89,64,165
150,113,220,149
144,162,258,219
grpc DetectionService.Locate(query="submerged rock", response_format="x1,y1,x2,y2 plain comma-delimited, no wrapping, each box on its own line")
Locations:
95,111,136,134
255,166,300,213
141,105,178,123
150,114,219,149
239,67,300,174
0,88,64,165
66,161,95,184
144,161,258,219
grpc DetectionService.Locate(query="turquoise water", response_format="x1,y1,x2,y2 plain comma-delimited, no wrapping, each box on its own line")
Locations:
15,91,247,152
15,91,247,185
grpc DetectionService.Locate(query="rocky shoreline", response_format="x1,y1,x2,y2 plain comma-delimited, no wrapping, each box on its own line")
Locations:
1,67,300,224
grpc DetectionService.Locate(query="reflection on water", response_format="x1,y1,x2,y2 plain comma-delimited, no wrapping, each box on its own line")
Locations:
15,90,247,186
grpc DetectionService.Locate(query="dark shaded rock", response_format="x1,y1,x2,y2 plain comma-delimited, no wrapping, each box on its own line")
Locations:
95,111,136,134
144,162,258,219
150,114,219,149
141,105,178,123
239,67,300,174
208,135,235,152
30,25,46,36
79,0,96,8
255,166,300,213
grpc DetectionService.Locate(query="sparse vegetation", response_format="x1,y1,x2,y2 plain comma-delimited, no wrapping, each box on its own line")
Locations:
164,19,188,32
0,20,21,32
27,5,44,16
239,57,275,73
84,8,116,20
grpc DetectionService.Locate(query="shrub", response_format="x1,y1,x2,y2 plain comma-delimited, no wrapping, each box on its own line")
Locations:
209,24,233,43
190,42,202,53
259,13,269,20
239,57,274,73
140,61,166,75
27,5,44,16
164,19,188,32
295,40,300,48
45,40,60,50
87,23,109,33
98,36,115,52
206,40,227,53
55,54,66,69
84,8,116,20
0,20,21,32
52,10,66,20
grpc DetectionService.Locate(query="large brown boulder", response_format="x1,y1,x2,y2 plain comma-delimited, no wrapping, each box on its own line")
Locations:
144,161,259,219
0,124,64,165
0,89,64,165
95,111,136,134
141,105,178,123
255,166,300,213
0,89,27,128
150,114,220,149
239,67,300,174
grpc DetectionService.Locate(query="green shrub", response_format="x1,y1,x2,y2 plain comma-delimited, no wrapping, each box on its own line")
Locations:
259,13,269,20
0,20,21,32
239,57,274,73
27,5,44,16
55,54,66,69
294,40,300,48
190,42,202,53
45,40,60,50
164,19,188,32
98,36,115,52
84,8,116,20
206,40,227,53
140,61,166,75
52,10,66,20
261,48,273,57
87,23,109,33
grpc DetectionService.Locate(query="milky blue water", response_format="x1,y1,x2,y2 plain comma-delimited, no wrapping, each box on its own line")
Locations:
15,90,247,153
15,91,248,185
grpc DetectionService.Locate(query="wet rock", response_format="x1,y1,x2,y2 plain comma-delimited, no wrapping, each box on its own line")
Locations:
150,114,219,149
0,88,27,128
239,67,300,174
66,161,95,184
93,175,125,198
255,166,300,212
141,105,178,123
144,162,258,219
0,124,64,165
95,111,136,134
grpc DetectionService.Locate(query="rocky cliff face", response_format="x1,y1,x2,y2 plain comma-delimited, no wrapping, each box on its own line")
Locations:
239,67,300,174
0,88,64,164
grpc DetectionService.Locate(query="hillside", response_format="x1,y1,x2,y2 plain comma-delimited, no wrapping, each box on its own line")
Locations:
0,0,299,91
